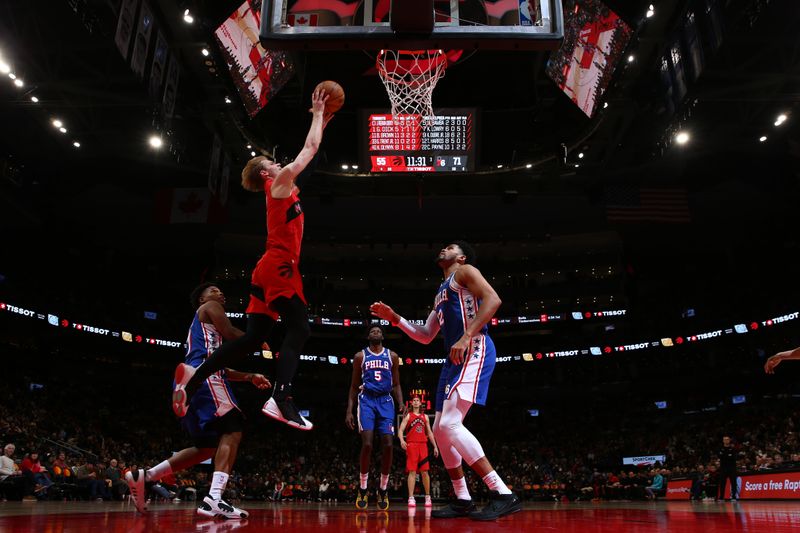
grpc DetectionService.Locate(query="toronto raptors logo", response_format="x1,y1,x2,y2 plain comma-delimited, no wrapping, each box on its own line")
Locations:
286,200,303,222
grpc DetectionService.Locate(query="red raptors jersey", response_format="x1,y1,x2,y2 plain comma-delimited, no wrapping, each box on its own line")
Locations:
406,412,428,443
265,178,304,260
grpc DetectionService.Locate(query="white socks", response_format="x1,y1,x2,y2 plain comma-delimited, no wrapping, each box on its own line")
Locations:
360,473,368,490
380,474,389,491
482,471,512,495
146,460,172,482
452,476,470,500
210,471,229,500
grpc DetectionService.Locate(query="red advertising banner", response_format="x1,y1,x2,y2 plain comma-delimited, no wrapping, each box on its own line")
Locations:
666,471,800,500
665,479,692,500
735,471,800,499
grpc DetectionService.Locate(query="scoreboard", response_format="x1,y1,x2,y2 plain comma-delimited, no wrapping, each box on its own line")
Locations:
360,108,477,173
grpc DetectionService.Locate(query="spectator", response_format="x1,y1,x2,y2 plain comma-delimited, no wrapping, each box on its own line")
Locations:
644,469,665,500
21,451,53,499
105,459,128,500
0,443,24,501
74,459,111,501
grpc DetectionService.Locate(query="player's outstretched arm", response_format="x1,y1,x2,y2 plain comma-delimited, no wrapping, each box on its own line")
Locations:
370,302,440,345
225,370,271,390
345,352,364,430
765,346,800,374
271,88,328,198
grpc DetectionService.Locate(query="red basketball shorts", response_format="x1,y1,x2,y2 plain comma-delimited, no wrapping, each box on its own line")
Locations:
406,442,430,472
246,252,306,320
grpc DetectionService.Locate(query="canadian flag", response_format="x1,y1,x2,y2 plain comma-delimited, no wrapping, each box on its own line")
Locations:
154,188,227,224
287,13,319,26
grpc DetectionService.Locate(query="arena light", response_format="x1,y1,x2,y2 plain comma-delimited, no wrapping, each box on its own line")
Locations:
58,127,67,134
224,96,232,104
250,151,256,157
72,141,81,148
30,96,38,103
52,119,63,128
627,55,635,63
0,60,9,74
13,78,23,87
774,113,787,126
183,9,194,24
646,5,655,17
603,102,609,109
8,72,16,80
201,48,209,57
341,164,349,170
675,131,690,145
525,163,532,168
149,135,163,149
352,164,359,170
759,135,767,142
578,152,584,159
496,164,503,169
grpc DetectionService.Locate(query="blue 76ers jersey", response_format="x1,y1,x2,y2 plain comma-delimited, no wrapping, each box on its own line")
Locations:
361,347,392,395
185,313,221,367
434,272,488,350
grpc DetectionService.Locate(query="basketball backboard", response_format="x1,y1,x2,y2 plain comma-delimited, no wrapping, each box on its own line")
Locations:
260,0,564,50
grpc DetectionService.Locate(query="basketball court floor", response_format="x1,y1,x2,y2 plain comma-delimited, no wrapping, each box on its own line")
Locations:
1,501,798,532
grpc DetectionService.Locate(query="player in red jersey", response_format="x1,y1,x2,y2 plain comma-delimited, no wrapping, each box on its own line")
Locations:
172,87,331,430
398,394,438,507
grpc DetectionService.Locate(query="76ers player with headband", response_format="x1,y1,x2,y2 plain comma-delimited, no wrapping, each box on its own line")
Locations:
172,87,331,430
370,241,521,520
398,394,438,507
345,325,404,511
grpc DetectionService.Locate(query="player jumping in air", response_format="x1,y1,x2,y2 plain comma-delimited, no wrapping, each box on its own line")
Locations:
371,241,521,520
172,88,331,430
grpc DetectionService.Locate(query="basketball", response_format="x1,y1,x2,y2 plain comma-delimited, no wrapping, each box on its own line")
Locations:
315,80,345,114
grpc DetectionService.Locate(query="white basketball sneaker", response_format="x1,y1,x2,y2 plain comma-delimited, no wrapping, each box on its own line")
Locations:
425,495,432,507
262,397,313,430
408,496,417,507
197,496,249,519
124,469,147,513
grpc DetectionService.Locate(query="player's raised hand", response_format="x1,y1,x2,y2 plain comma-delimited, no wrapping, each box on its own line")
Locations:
370,301,398,323
764,353,784,374
309,88,329,115
449,335,470,365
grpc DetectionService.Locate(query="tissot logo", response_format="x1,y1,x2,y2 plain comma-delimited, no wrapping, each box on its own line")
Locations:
694,330,722,340
2,304,35,317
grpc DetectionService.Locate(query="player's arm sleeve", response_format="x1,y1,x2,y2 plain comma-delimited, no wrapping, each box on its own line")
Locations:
396,310,440,344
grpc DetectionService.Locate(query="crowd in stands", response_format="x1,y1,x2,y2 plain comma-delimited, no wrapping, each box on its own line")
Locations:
3,342,800,506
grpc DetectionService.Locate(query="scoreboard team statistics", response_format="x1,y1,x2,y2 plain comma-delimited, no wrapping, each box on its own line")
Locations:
362,109,477,172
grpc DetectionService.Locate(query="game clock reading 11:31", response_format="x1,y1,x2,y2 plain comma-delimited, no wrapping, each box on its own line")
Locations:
363,109,476,173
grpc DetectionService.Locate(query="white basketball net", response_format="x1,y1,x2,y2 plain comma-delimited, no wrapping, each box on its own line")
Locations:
376,49,448,123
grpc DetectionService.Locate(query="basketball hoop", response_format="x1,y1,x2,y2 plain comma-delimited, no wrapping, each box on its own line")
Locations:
376,49,448,123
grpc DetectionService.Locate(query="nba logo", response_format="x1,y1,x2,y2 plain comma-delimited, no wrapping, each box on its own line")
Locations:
519,0,535,26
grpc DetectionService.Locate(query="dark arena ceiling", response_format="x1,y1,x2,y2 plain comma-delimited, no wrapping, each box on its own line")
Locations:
1,0,799,334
